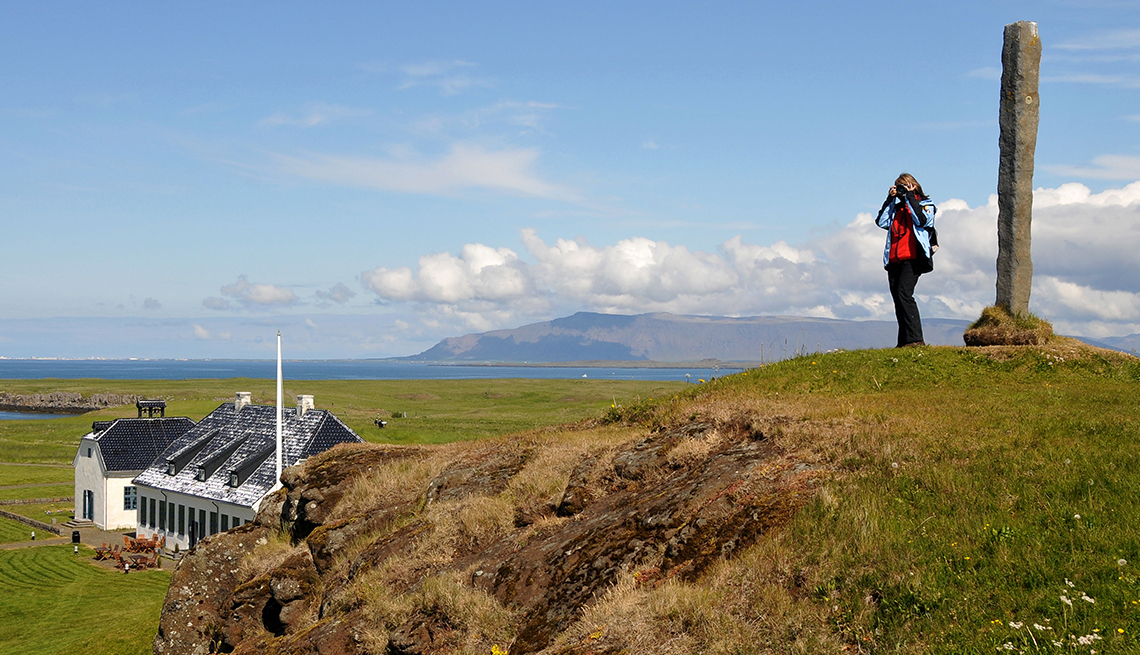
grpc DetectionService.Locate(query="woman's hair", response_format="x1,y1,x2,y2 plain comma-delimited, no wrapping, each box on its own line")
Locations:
895,172,926,199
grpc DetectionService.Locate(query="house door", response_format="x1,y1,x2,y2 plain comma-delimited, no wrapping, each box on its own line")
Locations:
83,490,94,520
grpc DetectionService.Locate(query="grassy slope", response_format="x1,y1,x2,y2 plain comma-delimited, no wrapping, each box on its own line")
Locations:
572,342,1140,654
0,545,170,655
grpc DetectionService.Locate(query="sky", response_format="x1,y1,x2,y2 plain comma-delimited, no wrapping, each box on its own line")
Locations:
3,1,1140,359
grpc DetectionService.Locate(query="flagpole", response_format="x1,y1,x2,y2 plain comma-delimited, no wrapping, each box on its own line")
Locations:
276,330,283,490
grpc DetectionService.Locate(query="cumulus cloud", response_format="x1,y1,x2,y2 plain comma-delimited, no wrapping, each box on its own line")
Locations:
275,143,576,201
360,181,1140,338
207,275,297,309
315,282,356,304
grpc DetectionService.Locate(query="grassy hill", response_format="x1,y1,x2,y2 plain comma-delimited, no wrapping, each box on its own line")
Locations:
583,340,1140,653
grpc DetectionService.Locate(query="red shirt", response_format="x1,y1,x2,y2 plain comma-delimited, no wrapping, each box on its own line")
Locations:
888,202,919,263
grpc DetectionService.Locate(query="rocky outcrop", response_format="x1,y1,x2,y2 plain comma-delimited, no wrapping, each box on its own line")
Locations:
154,418,826,655
0,391,137,414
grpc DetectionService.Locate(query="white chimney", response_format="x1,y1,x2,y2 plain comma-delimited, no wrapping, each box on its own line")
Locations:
235,392,252,412
297,395,314,417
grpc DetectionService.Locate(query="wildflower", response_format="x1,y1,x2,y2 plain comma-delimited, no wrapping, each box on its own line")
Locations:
1081,594,1095,604
1118,559,1128,567
892,358,898,363
1034,624,1052,631
1066,578,1075,588
1065,459,1071,465
1010,621,1024,629
1119,628,1125,634
1061,595,1073,607
891,462,899,469
1073,514,1081,520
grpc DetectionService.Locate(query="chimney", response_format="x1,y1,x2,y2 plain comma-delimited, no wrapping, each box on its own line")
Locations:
235,392,252,412
297,395,314,417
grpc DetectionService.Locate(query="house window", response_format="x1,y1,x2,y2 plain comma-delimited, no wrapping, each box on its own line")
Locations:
209,512,218,536
178,505,185,535
199,509,206,537
220,514,229,531
168,503,175,533
123,487,137,510
158,501,166,530
87,447,92,458
149,500,156,528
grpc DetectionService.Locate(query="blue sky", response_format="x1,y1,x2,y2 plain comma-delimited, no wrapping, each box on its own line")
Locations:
3,1,1140,358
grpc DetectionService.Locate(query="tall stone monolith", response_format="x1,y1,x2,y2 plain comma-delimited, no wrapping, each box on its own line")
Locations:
996,21,1041,317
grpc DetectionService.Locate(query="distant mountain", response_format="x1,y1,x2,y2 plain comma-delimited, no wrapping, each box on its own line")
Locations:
1074,334,1140,355
410,312,973,363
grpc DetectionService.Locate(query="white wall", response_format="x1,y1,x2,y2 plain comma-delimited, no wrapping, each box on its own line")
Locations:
134,485,259,552
72,438,142,531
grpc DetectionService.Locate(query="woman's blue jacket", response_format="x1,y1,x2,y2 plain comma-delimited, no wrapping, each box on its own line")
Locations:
876,194,937,271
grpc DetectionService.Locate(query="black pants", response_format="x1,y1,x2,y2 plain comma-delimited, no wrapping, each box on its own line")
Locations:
887,259,924,347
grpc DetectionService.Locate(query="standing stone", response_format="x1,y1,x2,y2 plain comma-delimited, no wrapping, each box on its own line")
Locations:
996,21,1041,316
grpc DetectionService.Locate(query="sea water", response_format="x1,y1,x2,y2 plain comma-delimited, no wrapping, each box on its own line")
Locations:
0,359,741,383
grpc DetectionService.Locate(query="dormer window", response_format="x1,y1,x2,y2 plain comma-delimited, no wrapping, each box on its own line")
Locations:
228,471,239,487
166,461,176,475
195,468,207,482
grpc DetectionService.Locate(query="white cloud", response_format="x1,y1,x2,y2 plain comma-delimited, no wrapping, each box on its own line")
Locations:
203,297,231,311
359,181,1140,338
643,139,659,150
258,103,372,128
965,66,1001,80
215,275,297,308
1046,155,1140,180
395,60,491,96
274,143,578,200
315,282,356,304
193,324,210,339
1057,29,1140,51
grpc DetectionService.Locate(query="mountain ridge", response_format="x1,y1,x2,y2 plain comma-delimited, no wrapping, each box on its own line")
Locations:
410,312,973,363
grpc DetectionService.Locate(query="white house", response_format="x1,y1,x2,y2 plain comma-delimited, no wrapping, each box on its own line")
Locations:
72,410,196,530
132,392,363,551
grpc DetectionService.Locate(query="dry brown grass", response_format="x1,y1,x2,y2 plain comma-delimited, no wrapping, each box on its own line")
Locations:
329,449,450,521
963,305,1054,346
238,525,305,582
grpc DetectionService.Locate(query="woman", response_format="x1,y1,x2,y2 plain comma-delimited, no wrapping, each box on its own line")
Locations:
876,173,937,348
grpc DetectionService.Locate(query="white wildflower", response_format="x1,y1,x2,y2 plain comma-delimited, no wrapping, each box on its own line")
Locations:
1081,594,1095,604
1034,623,1052,631
1073,514,1081,520
1118,559,1127,567
1061,595,1073,607
1066,578,1075,588
1010,621,1024,629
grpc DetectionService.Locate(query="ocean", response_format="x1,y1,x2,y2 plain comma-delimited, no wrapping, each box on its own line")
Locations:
0,359,741,383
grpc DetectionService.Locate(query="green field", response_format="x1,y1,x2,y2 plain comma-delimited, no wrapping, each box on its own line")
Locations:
0,484,73,501
0,464,72,487
0,545,170,655
0,377,686,464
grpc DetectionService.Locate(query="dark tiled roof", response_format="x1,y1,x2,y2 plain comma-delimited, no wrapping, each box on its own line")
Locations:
88,417,197,472
133,402,364,508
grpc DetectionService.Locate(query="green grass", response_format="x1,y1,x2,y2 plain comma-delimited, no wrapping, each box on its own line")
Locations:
0,378,686,463
0,484,73,501
0,545,169,655
0,464,73,487
0,515,35,544
3,501,74,523
673,343,1140,653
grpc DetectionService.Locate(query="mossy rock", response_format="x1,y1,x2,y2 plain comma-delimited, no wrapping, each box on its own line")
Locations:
963,306,1054,346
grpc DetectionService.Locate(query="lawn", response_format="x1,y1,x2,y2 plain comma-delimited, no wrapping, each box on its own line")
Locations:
0,464,72,487
0,484,74,501
0,515,35,544
0,545,169,655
